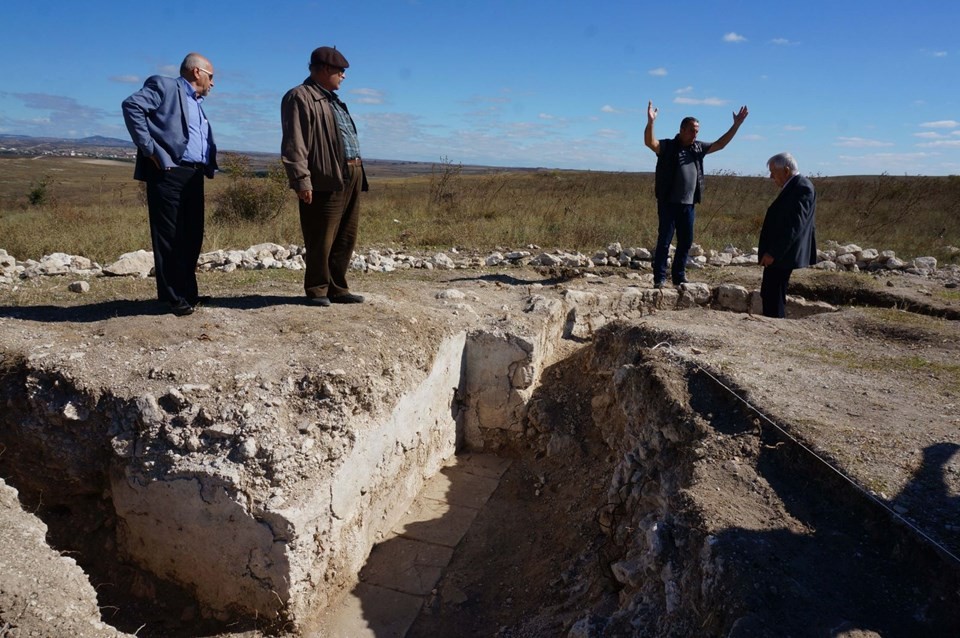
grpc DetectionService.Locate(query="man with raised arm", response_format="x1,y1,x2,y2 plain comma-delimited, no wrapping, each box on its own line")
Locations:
644,100,748,289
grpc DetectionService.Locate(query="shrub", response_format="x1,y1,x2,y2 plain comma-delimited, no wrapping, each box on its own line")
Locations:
27,175,50,206
213,153,288,222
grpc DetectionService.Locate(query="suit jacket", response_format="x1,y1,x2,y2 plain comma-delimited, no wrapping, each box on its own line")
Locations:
758,174,817,270
122,75,218,181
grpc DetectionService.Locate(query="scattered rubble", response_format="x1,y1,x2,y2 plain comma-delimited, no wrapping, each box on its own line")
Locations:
2,241,958,287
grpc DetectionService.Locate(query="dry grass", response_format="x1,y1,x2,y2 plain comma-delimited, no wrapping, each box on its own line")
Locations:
1,155,958,264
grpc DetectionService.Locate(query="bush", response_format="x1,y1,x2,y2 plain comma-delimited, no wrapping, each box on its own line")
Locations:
213,153,288,222
27,175,50,206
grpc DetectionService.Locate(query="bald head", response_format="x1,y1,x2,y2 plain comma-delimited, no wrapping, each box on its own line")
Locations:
180,53,212,77
179,52,214,97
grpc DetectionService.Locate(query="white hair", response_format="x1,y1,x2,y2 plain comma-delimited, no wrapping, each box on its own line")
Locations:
767,152,799,174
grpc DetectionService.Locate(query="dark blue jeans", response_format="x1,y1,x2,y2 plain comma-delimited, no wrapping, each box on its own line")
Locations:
653,202,695,285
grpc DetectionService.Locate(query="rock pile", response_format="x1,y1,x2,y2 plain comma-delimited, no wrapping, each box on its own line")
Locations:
1,241,956,287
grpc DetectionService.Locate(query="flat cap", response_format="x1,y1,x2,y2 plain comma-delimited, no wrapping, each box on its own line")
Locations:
310,46,349,69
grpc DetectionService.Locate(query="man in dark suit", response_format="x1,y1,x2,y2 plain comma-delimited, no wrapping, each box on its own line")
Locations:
758,152,817,318
122,52,218,316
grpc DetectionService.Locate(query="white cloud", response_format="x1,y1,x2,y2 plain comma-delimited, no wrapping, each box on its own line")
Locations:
159,64,178,76
595,128,623,139
538,113,554,120
648,67,668,77
741,133,764,141
835,137,894,148
838,152,932,163
920,120,959,128
723,32,746,43
784,125,806,131
350,88,385,105
916,139,960,148
674,96,727,106
675,86,693,94
601,105,620,113
770,38,796,46
110,75,141,84
933,51,948,57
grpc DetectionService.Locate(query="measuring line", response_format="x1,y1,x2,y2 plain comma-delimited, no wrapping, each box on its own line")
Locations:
651,341,960,569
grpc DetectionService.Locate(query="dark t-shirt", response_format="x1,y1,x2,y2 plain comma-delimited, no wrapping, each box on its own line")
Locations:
668,142,711,204
655,135,713,205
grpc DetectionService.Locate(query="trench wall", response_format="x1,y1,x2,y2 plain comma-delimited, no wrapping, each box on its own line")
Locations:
0,287,843,631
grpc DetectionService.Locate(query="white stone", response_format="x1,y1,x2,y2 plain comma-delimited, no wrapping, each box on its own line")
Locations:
913,256,937,271
485,252,504,266
67,280,90,293
432,253,456,269
104,250,155,278
837,243,862,256
715,284,750,312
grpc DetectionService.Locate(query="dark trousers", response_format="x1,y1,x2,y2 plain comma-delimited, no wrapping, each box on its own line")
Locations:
145,167,205,305
653,202,695,285
299,167,362,299
761,265,793,318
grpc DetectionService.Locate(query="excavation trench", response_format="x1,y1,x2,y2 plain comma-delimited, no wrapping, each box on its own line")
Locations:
1,289,958,637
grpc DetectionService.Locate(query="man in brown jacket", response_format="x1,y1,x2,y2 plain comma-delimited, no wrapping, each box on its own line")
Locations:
281,46,368,306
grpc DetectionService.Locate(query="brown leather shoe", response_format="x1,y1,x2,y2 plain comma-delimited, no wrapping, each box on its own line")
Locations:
330,293,364,304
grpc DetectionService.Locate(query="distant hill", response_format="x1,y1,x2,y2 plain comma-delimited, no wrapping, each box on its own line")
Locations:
76,135,134,148
0,134,557,177
0,134,131,148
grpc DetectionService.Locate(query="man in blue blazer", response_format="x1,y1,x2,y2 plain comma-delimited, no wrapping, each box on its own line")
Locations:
758,152,817,318
122,52,218,316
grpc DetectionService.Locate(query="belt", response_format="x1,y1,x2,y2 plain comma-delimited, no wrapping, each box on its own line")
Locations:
346,158,362,167
178,161,206,169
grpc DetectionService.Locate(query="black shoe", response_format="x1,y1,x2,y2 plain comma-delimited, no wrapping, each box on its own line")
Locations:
653,280,665,290
330,293,364,304
171,300,194,316
673,277,689,286
307,296,331,307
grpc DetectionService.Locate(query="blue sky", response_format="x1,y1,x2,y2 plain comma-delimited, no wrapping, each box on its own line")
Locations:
2,0,958,176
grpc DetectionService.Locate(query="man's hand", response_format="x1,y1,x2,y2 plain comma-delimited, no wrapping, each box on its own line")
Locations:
759,253,774,267
647,100,658,123
297,190,313,205
732,105,749,125
644,101,660,154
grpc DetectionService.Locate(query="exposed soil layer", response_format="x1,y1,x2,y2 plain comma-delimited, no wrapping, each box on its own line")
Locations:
1,265,959,637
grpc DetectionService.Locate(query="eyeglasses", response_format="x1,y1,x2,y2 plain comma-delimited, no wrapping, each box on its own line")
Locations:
197,68,214,80
327,65,346,75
